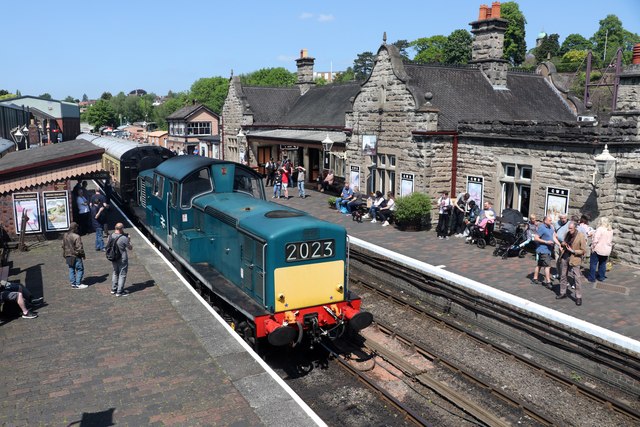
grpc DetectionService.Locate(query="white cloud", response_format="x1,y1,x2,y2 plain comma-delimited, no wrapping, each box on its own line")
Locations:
317,14,334,23
299,12,313,20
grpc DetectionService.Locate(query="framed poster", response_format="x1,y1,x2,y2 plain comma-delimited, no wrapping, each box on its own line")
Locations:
545,187,569,223
350,165,360,189
362,135,377,156
43,191,70,232
400,173,414,197
13,192,41,234
467,176,484,207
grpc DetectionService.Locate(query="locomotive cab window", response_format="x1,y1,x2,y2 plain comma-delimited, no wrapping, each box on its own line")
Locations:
233,168,262,199
153,174,165,199
181,167,212,208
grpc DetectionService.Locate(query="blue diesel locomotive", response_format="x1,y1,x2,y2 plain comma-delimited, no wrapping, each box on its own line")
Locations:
136,155,372,347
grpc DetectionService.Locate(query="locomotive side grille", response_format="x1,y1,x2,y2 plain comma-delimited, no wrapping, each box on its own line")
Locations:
139,177,147,208
204,206,238,228
302,228,319,240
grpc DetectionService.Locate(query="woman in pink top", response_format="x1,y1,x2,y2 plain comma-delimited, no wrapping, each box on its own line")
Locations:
587,217,614,282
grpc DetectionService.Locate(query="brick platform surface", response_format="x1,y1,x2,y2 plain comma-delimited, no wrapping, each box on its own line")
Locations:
276,188,640,341
0,213,318,426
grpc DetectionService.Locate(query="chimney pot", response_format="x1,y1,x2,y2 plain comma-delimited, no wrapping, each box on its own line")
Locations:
633,43,640,65
478,4,488,20
491,2,501,19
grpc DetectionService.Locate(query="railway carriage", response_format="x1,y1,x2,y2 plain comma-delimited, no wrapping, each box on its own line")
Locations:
78,133,173,203
138,155,372,347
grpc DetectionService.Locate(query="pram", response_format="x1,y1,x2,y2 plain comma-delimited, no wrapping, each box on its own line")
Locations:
466,220,496,249
492,209,528,258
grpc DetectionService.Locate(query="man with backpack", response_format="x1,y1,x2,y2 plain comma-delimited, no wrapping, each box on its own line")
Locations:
106,223,133,297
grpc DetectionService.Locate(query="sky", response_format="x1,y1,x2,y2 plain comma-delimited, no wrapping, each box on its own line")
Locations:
2,0,639,101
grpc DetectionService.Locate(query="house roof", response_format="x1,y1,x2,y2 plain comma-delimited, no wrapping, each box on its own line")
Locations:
281,83,360,127
402,63,577,130
166,103,219,120
240,86,300,125
148,130,168,137
0,96,80,119
247,129,347,144
0,140,104,194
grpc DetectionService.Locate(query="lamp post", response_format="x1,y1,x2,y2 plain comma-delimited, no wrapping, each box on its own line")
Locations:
237,129,246,164
11,125,27,150
322,133,333,171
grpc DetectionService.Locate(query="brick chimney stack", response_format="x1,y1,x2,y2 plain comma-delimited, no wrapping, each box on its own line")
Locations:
296,49,316,95
470,2,509,89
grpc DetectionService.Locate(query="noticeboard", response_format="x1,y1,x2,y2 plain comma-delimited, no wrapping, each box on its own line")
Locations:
43,191,70,232
12,192,41,234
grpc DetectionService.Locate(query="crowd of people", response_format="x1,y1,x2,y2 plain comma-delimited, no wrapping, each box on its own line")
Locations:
432,190,614,307
264,158,307,200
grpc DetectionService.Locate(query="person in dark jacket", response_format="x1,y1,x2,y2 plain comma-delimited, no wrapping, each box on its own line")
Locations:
62,222,87,289
90,198,107,251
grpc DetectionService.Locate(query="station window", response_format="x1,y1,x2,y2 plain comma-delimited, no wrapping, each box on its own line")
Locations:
500,163,532,219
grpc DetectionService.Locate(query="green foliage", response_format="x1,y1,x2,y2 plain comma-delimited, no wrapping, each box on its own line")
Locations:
562,50,588,64
153,93,188,130
560,34,592,56
314,77,327,86
393,192,432,229
38,93,52,100
327,196,337,207
82,99,117,130
534,33,560,63
190,76,229,114
501,2,527,65
0,92,16,100
0,89,8,96
64,96,76,103
392,39,411,60
82,93,89,102
353,52,375,80
240,67,296,87
443,29,473,64
100,92,112,100
411,36,447,63
333,67,355,83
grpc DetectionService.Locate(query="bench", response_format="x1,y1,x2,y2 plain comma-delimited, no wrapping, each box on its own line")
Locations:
319,176,345,196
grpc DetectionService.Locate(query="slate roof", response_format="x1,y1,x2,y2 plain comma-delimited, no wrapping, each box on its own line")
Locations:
166,103,218,120
403,63,577,130
241,86,300,125
281,83,360,127
0,140,103,175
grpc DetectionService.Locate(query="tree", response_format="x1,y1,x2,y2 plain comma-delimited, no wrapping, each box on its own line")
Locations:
535,33,560,62
83,99,117,129
82,94,89,102
562,50,589,64
16,90,21,97
353,52,375,80
190,76,229,114
392,39,411,60
501,2,527,65
64,96,76,102
314,77,328,86
559,34,592,56
0,90,8,96
153,93,188,130
411,36,447,63
39,93,52,100
240,68,296,87
333,67,355,83
100,92,112,100
443,29,473,64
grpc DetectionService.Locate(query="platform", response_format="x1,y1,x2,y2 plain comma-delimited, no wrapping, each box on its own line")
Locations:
274,188,640,343
0,209,322,426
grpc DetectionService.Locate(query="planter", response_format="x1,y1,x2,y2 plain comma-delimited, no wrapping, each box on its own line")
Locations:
393,193,432,231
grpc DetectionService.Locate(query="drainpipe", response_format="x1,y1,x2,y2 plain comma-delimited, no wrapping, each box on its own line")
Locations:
412,130,459,195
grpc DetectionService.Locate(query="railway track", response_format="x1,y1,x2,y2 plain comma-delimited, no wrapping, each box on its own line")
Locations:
349,251,640,426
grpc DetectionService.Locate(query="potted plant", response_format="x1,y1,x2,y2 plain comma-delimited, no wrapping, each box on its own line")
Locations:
327,196,337,208
393,192,432,230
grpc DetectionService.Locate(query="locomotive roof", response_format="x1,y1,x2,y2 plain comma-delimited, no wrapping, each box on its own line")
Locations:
154,155,260,182
193,193,346,239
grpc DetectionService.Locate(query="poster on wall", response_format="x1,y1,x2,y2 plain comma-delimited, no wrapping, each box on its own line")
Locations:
400,173,414,197
362,135,377,156
43,191,70,232
350,166,360,189
466,176,484,207
545,187,569,223
12,192,41,234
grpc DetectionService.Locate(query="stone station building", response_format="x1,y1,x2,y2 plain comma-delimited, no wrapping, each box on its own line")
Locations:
222,2,640,265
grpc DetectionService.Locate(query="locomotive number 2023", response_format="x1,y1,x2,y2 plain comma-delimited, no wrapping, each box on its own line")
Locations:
285,239,334,262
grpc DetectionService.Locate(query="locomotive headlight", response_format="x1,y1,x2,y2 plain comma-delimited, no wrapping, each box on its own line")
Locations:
278,293,285,303
336,284,344,293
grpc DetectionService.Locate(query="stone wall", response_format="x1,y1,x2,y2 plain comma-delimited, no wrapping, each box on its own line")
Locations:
346,46,438,194
612,172,640,265
221,78,246,162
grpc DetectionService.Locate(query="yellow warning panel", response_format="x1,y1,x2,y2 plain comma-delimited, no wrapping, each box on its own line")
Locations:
274,260,345,312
